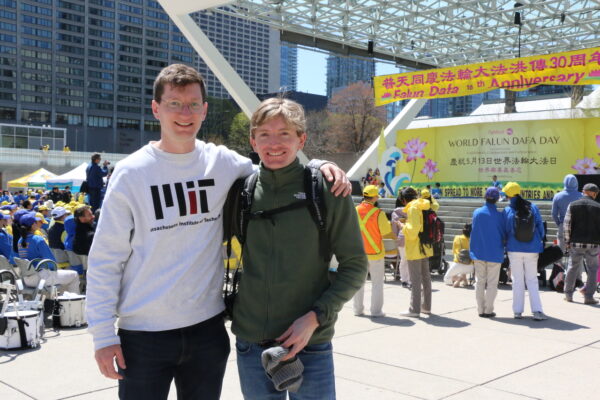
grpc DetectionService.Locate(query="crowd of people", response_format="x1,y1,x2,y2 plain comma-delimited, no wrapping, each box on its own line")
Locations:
0,151,111,295
0,187,101,295
359,175,599,323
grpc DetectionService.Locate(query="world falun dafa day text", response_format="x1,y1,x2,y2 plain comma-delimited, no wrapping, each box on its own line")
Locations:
374,47,600,106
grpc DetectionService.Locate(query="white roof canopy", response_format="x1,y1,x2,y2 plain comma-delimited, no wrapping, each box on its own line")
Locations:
183,0,600,70
159,1,600,178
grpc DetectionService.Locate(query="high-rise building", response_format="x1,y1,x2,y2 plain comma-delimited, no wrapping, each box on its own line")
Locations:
0,1,281,153
326,55,375,98
193,10,280,99
280,41,297,92
0,0,197,153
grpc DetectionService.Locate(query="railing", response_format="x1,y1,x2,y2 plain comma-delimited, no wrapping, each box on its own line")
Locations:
0,148,129,168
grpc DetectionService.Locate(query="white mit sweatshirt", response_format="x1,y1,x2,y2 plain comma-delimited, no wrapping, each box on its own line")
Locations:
86,140,253,350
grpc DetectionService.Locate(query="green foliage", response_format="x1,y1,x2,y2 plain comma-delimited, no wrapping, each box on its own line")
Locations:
227,112,252,157
198,96,239,141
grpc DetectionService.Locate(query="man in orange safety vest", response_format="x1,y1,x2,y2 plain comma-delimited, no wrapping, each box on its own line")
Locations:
353,184,394,317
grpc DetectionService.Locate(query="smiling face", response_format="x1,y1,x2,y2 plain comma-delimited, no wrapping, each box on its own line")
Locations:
151,83,207,152
250,116,306,170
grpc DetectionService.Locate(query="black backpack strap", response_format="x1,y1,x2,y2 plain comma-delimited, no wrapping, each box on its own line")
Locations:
223,171,258,306
17,318,29,348
542,220,548,246
240,171,259,245
304,166,331,262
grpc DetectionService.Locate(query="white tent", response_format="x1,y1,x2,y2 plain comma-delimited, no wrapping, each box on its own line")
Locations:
45,162,88,191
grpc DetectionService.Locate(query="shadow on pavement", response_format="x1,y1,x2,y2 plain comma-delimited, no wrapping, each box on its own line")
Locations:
0,345,41,364
365,315,417,327
492,316,589,331
420,314,470,328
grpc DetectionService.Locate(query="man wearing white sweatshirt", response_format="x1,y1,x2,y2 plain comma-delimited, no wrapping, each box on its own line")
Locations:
86,64,349,400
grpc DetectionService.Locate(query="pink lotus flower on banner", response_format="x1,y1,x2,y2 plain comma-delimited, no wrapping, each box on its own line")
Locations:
572,158,598,175
420,159,439,180
596,135,600,155
402,138,428,182
401,138,427,162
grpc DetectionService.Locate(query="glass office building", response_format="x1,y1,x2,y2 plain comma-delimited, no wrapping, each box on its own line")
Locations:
280,41,297,92
0,0,196,153
326,55,375,98
193,10,280,100
0,1,281,153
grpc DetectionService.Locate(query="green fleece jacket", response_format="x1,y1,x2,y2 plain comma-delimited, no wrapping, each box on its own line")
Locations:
231,159,368,345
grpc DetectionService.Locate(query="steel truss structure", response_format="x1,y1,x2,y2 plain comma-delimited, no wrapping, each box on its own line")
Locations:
214,1,600,69
158,0,600,176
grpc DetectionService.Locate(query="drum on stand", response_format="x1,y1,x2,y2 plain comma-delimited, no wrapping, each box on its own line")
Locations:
0,310,43,350
57,295,87,328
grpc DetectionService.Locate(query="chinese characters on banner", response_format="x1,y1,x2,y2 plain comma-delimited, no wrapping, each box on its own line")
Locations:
392,118,600,200
374,47,600,106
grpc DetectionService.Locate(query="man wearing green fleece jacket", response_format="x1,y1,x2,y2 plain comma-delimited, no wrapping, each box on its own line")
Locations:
232,98,367,400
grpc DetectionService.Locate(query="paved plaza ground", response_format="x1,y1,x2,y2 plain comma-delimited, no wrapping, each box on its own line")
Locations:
1,275,599,400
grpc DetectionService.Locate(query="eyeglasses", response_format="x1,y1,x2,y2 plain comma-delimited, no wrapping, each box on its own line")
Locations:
162,100,204,114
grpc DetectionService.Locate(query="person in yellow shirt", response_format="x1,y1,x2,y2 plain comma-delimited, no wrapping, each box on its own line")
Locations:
353,184,394,317
443,223,474,287
399,188,439,317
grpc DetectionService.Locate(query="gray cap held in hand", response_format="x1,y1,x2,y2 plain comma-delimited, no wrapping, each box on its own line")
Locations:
261,346,304,393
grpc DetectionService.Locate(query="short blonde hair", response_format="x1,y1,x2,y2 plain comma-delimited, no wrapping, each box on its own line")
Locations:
250,97,306,137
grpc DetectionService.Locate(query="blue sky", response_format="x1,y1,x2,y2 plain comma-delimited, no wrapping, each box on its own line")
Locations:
297,47,399,95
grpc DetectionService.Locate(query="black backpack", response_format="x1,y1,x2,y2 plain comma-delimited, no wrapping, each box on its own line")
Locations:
514,202,535,242
221,166,330,319
418,209,444,254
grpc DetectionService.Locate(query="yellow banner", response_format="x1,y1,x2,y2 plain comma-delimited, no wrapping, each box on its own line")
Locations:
375,118,600,200
374,47,600,106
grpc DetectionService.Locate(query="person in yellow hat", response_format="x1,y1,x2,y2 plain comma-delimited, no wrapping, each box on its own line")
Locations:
353,184,394,317
38,204,50,217
34,212,49,241
503,182,547,321
17,211,80,294
398,186,440,317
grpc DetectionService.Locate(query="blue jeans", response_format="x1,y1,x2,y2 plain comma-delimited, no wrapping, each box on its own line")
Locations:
117,313,230,400
236,338,336,400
